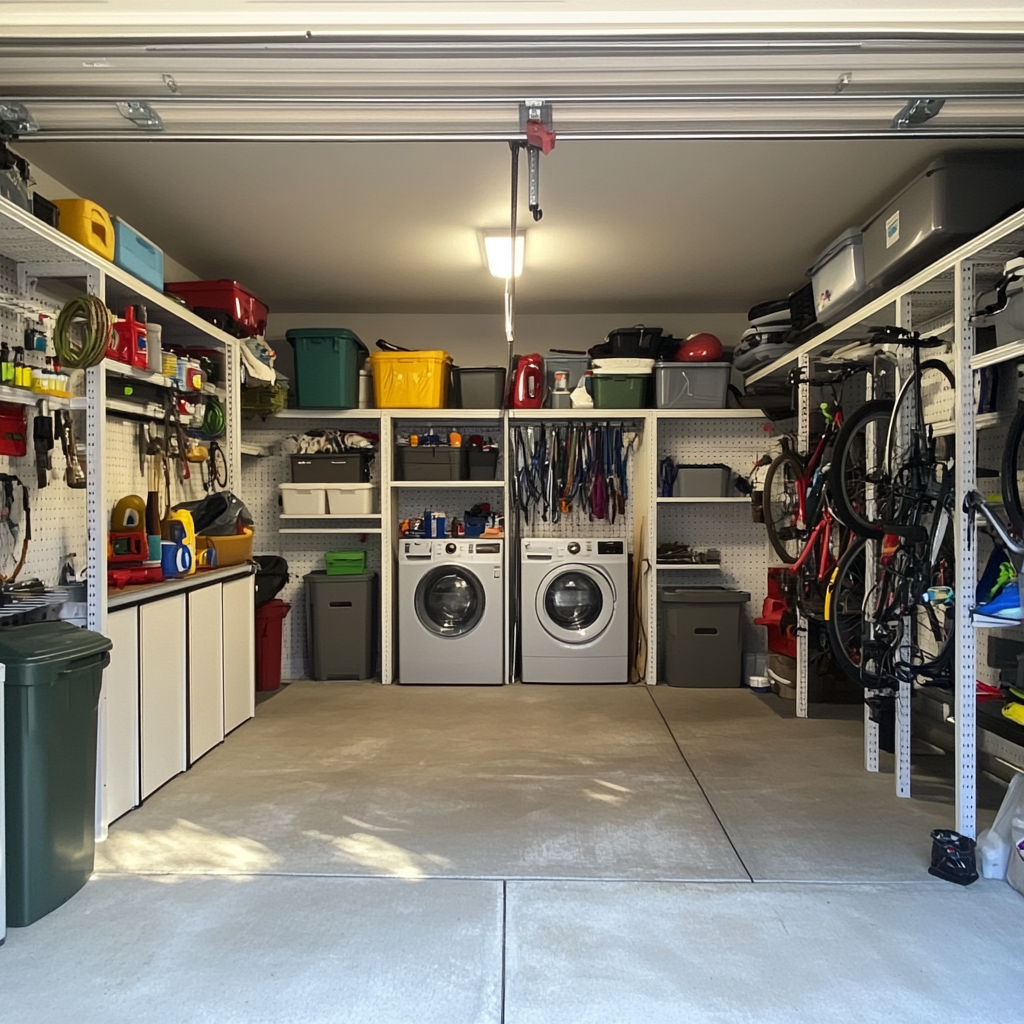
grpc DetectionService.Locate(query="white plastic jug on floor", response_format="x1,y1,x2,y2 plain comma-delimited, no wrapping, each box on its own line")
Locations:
977,773,1024,879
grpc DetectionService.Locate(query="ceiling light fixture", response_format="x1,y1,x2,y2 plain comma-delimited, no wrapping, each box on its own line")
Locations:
483,232,525,279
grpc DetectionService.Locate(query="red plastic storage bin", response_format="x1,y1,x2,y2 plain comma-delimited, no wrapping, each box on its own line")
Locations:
255,599,291,691
165,279,269,338
755,567,798,659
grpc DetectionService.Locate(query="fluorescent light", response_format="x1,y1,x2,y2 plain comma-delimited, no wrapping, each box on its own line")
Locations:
484,233,524,279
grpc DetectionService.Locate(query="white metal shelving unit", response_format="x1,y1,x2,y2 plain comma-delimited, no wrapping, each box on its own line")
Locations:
743,206,1024,837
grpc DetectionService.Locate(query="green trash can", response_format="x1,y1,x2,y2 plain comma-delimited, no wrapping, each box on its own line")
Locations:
285,328,368,409
3,622,112,927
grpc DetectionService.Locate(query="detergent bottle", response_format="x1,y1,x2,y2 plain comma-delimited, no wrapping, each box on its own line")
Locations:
512,353,543,409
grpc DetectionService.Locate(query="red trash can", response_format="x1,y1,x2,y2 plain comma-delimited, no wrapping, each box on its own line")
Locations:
255,599,291,691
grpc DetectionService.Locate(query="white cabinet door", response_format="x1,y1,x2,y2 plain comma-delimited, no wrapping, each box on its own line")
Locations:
140,595,187,799
102,607,140,824
222,575,255,734
188,584,224,763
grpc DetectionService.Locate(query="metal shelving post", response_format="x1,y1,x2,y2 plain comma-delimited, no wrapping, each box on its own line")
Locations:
795,353,810,719
954,260,979,837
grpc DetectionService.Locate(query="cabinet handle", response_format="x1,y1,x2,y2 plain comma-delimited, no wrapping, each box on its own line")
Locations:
329,601,353,608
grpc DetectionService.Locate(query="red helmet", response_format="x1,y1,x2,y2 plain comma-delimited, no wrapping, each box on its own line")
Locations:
674,333,723,362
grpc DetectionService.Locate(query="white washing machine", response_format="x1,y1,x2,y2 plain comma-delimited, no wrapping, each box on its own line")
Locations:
520,537,629,683
398,538,504,684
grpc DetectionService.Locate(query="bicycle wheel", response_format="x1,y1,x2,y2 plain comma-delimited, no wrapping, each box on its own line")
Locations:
885,357,956,481
829,400,894,540
763,450,805,563
910,532,956,679
825,537,877,684
1001,403,1024,535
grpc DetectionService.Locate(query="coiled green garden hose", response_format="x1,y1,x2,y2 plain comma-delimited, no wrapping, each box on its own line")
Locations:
54,294,113,369
201,395,226,438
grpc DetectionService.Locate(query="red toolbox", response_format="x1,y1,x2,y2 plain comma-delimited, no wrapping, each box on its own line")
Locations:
755,566,798,659
165,279,269,338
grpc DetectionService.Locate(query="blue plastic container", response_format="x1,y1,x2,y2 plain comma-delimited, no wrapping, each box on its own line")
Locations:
113,218,164,291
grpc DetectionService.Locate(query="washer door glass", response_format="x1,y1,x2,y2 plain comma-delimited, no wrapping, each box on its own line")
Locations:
416,566,485,637
537,566,615,643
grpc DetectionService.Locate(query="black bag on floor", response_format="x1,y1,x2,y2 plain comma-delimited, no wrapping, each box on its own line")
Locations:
928,829,979,886
254,555,289,607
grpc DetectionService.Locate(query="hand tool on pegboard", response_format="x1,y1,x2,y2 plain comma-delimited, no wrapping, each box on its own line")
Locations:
32,402,53,489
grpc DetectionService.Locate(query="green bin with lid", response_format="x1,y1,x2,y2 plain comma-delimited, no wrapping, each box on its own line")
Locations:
3,621,112,927
285,328,368,409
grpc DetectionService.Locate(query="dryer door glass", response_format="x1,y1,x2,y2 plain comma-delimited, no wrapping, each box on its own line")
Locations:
416,566,485,637
544,571,603,630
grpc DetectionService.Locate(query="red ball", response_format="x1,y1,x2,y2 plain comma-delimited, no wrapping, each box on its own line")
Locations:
674,333,723,362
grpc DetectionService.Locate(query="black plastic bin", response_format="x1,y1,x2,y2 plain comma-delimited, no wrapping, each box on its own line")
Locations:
659,588,749,688
395,446,467,481
305,571,377,680
456,367,506,409
467,449,499,480
3,622,112,927
290,452,373,483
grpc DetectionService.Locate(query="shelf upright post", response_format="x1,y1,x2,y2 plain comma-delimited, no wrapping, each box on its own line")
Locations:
796,353,810,719
643,411,657,685
894,295,914,798
225,339,242,492
863,364,880,772
83,263,109,840
503,410,511,685
953,260,978,837
380,413,393,684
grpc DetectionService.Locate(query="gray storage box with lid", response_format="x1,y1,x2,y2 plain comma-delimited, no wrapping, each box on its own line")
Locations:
673,464,731,497
654,362,730,409
304,570,377,680
807,227,868,325
862,152,1024,289
660,587,750,687
544,354,590,406
455,367,506,409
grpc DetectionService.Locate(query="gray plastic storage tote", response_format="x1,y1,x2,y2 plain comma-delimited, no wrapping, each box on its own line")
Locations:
660,588,749,688
305,571,377,680
808,227,867,325
654,363,730,409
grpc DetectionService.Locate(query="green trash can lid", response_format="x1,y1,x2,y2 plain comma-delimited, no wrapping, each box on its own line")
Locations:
660,587,750,604
304,570,377,584
284,328,367,353
0,621,113,678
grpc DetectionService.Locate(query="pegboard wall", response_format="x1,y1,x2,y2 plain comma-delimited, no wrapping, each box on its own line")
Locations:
242,416,383,680
509,419,643,546
0,254,87,586
657,416,774,665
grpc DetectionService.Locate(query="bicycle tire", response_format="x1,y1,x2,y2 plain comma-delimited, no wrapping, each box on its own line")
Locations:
825,537,877,685
763,450,805,564
1001,403,1024,535
829,400,893,540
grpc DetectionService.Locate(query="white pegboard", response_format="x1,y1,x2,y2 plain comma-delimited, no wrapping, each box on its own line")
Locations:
241,416,383,679
509,420,642,547
656,416,773,659
0,253,87,586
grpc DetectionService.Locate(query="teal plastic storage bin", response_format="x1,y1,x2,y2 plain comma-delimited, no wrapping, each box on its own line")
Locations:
286,329,368,409
113,218,164,292
3,622,112,927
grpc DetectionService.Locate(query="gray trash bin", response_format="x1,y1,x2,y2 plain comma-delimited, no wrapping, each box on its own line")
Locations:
660,587,750,688
304,571,377,680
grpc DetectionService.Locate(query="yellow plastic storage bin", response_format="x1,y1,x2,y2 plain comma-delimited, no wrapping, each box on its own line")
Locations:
368,350,452,409
53,199,115,261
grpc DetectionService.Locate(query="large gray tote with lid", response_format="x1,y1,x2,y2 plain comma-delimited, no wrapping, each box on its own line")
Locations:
660,587,750,687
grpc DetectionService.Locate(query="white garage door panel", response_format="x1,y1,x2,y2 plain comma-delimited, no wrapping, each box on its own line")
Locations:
188,584,225,764
102,607,140,825
222,575,255,735
140,595,187,799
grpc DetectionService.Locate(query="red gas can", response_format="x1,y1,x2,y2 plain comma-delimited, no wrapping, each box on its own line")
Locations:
255,599,291,691
511,353,543,409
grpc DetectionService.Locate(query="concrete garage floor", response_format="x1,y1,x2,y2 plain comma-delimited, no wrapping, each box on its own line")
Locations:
3,683,1023,1023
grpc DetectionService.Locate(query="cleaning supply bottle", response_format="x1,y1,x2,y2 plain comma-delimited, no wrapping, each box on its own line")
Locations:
0,342,12,385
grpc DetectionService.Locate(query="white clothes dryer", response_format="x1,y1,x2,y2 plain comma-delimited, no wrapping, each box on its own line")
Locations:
519,537,628,683
398,538,504,685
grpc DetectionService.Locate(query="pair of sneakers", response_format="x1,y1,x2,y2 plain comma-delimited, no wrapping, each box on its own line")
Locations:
973,548,1022,627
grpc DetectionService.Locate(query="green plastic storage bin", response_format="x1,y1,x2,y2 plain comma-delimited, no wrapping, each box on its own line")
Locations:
3,621,112,927
591,373,650,409
286,328,367,409
325,551,367,576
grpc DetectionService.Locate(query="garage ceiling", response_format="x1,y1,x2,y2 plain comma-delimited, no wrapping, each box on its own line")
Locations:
16,137,1014,313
